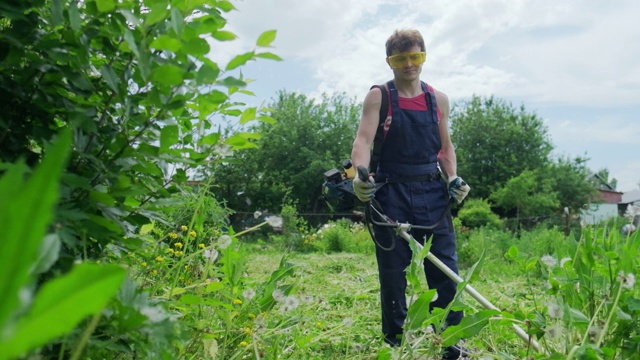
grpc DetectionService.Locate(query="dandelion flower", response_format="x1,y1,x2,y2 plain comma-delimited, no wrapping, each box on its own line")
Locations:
540,255,558,267
248,313,256,320
167,248,175,254
174,242,183,249
155,256,164,262
239,341,249,347
152,270,158,275
266,216,283,229
141,262,148,267
243,327,253,335
180,225,188,231
218,235,232,249
618,271,636,289
204,249,219,262
243,288,256,300
233,299,243,305
189,231,197,237
198,243,205,249
169,232,179,239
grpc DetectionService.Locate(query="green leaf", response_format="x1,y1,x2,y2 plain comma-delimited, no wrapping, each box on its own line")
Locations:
123,29,141,58
52,0,64,26
216,1,235,12
225,134,257,150
255,52,283,61
239,107,257,124
256,115,277,125
151,64,185,86
31,234,61,275
184,37,210,56
405,289,437,330
149,34,182,53
68,1,82,31
160,125,180,151
220,76,246,88
201,132,221,146
1,264,126,359
225,51,255,71
196,61,221,85
100,65,120,94
441,309,500,347
145,2,169,26
0,130,71,332
256,30,277,47
96,0,117,13
211,30,237,41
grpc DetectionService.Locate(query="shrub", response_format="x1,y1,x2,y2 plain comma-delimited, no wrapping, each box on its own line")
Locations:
457,198,503,229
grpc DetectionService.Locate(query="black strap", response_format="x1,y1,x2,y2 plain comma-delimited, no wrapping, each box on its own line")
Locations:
375,172,440,183
369,84,388,173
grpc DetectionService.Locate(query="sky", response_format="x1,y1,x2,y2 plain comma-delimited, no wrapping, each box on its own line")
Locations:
210,0,640,192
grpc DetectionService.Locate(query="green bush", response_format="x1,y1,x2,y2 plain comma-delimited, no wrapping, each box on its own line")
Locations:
457,227,515,268
457,198,503,229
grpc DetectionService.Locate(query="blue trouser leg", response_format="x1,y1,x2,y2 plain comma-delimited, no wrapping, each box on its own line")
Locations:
373,178,463,344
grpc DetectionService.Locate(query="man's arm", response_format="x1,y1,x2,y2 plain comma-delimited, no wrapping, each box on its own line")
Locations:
351,87,383,172
434,89,458,178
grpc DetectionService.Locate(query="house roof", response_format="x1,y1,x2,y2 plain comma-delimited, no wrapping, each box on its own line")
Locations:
622,189,640,203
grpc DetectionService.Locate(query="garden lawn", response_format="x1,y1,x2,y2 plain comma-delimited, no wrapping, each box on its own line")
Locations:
244,245,543,359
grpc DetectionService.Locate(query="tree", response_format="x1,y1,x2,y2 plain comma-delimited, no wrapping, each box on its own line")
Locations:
546,155,598,213
490,170,559,229
211,91,361,217
450,96,553,199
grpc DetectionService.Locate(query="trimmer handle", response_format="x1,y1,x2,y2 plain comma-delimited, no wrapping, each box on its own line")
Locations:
356,165,369,182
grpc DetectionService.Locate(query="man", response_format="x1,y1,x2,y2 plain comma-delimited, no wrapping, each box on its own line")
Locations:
351,29,471,359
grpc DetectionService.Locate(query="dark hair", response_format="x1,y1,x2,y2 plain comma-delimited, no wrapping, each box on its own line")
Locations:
385,29,425,56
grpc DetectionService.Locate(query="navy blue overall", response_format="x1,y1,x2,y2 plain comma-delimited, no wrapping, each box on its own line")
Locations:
373,80,462,345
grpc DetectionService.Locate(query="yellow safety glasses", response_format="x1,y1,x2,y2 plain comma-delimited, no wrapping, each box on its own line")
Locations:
387,51,427,68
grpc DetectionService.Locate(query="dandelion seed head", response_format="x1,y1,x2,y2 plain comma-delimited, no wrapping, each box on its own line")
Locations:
560,257,572,267
342,317,353,326
218,235,232,249
253,211,262,219
272,289,285,302
545,323,563,341
281,295,299,312
618,271,636,289
547,301,564,319
266,216,283,229
243,288,256,300
204,249,219,263
541,255,558,267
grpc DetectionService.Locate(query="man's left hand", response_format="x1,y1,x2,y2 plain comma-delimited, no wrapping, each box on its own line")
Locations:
448,176,470,203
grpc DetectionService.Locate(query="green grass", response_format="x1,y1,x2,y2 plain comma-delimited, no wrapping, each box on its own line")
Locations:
243,244,542,359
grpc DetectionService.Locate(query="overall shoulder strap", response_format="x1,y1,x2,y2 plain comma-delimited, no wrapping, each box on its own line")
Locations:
369,83,389,172
421,81,438,120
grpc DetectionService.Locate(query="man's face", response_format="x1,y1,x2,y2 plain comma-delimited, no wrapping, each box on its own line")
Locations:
386,45,425,81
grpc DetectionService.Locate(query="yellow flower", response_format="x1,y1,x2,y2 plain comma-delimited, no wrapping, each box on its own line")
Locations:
167,248,175,254
239,341,249,347
156,256,164,262
189,231,197,237
175,251,184,256
248,313,256,320
181,225,188,231
243,327,253,335
141,262,148,267
184,265,190,271
169,232,179,239
152,270,158,275
233,299,243,305
174,242,183,249
198,243,205,249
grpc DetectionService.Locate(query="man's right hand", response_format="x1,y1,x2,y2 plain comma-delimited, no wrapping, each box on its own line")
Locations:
353,176,376,202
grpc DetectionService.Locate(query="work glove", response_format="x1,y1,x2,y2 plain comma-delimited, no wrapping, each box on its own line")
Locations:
447,176,470,203
353,175,376,202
